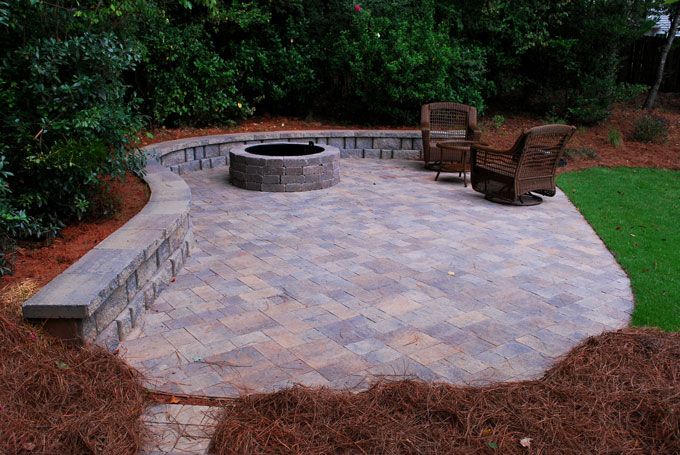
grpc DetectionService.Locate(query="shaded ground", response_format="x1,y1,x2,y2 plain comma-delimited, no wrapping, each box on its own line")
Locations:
209,328,680,454
496,105,680,172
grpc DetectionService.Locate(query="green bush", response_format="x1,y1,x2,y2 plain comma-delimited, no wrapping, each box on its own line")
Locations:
631,115,669,143
608,128,624,148
0,2,145,248
219,1,319,116
325,1,489,124
491,115,506,129
140,22,251,126
563,147,599,159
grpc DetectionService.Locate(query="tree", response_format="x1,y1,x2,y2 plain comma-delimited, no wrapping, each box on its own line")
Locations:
644,1,680,109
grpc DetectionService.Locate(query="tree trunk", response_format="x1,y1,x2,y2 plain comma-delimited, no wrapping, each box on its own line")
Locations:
644,6,680,110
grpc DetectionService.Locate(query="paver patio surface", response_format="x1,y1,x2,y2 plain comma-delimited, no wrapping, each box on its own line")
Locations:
122,158,633,398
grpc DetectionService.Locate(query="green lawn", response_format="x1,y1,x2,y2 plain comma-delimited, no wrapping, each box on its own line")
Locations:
557,168,680,331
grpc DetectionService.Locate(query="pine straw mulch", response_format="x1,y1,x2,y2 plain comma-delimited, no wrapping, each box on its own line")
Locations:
0,292,149,454
209,329,679,454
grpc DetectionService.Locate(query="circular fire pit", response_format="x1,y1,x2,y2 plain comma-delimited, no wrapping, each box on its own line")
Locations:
229,142,340,192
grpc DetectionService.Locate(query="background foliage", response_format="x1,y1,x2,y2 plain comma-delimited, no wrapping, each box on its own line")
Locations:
0,0,663,273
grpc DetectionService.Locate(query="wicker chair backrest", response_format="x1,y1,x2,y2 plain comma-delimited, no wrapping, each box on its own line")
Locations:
514,125,576,178
423,103,476,141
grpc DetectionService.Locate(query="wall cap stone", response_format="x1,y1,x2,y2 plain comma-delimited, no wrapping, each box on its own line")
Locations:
22,149,191,344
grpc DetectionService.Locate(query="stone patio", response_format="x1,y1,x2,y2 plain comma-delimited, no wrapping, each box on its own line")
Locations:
121,158,633,398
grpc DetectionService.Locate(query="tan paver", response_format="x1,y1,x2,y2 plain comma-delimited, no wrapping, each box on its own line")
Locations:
123,158,633,399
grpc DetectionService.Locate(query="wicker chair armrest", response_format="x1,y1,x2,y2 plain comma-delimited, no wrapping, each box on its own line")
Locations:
437,139,484,147
471,143,513,155
468,126,482,142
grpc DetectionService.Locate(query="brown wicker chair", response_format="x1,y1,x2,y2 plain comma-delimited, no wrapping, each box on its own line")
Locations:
470,124,576,205
421,103,481,168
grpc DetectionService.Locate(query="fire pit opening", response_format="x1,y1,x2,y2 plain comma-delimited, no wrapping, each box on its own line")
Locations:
245,142,323,157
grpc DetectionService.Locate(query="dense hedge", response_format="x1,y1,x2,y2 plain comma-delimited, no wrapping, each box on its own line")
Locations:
0,0,660,273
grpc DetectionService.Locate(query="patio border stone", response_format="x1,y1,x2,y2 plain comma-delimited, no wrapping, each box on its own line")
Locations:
21,129,422,350
22,156,193,350
148,130,421,175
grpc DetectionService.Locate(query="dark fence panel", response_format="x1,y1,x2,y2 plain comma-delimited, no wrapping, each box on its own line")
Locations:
620,36,680,92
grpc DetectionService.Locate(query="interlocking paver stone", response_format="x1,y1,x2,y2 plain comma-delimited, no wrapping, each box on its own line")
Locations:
122,158,633,397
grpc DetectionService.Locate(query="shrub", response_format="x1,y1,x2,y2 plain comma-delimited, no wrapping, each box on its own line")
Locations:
218,1,319,117
563,147,599,159
325,2,489,124
0,2,146,243
544,107,567,125
608,128,624,148
0,155,49,275
140,22,251,126
491,115,506,129
631,115,668,143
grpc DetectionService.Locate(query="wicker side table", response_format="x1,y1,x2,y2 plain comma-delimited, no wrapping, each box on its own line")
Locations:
435,141,471,187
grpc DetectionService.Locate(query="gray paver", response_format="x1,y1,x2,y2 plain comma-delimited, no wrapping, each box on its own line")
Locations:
123,158,632,398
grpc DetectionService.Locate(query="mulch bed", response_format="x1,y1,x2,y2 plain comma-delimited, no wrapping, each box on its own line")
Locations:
209,328,679,454
485,105,680,172
0,175,150,455
140,102,680,173
2,103,677,453
0,174,149,292
0,302,148,454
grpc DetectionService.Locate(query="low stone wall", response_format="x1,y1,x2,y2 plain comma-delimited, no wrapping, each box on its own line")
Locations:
147,130,421,175
21,129,424,350
22,158,193,350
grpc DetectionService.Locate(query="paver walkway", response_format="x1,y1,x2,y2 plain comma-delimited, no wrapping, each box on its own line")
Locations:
122,159,633,398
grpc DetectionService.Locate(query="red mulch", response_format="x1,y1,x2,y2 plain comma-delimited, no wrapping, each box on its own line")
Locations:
482,105,680,172
0,174,150,454
0,264,150,455
0,174,149,292
209,329,680,455
141,104,680,172
138,116,413,147
0,305,149,454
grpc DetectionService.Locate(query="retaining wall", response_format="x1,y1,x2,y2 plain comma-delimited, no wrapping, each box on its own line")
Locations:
149,130,421,175
22,159,193,350
21,129,423,350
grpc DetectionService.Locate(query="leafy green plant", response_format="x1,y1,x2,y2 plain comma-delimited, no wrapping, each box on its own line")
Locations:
140,21,251,126
491,115,506,129
0,155,47,275
608,128,624,148
0,3,145,243
563,147,599,159
631,115,669,143
544,107,567,125
325,1,489,123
